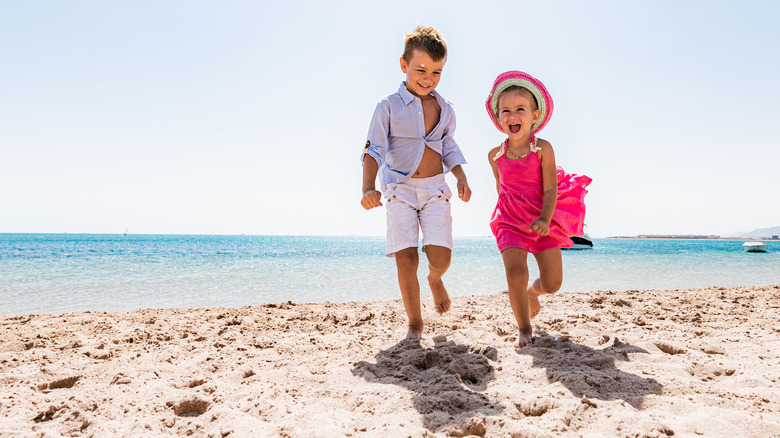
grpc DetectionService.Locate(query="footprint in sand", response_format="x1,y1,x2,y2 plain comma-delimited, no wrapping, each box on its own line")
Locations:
168,397,210,417
38,376,80,391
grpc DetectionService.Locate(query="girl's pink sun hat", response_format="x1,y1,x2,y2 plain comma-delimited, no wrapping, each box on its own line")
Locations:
486,70,554,134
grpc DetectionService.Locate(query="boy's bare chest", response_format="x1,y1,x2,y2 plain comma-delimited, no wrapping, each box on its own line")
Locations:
420,98,441,136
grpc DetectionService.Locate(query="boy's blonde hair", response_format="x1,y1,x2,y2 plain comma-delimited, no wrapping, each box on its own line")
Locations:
402,26,447,63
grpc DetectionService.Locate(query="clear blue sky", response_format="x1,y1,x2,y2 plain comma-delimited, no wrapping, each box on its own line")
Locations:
1,1,778,238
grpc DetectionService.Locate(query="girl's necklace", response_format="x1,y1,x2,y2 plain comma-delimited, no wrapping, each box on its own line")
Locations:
505,148,529,160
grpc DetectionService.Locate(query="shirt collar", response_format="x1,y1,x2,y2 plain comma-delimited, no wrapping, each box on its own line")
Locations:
398,82,440,105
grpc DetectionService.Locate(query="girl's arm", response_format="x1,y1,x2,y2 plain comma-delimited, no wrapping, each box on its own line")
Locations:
530,139,558,236
487,146,501,195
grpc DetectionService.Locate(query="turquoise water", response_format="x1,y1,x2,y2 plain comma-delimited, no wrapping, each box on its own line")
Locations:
1,234,779,316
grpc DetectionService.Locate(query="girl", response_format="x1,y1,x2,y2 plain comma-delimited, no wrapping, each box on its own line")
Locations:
485,71,591,348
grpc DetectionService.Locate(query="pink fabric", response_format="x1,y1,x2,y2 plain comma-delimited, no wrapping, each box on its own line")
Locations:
490,150,591,254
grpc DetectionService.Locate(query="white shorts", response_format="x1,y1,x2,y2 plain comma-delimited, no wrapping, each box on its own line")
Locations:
383,174,453,257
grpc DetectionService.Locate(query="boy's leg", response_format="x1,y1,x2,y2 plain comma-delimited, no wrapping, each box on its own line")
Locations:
417,176,453,315
423,245,451,315
385,182,426,338
502,247,532,348
395,247,423,338
528,248,563,319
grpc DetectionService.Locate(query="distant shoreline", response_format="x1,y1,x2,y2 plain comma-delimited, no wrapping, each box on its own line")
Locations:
2,233,779,241
609,235,780,240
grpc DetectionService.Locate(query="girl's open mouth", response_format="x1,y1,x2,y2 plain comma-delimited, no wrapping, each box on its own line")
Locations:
509,124,521,134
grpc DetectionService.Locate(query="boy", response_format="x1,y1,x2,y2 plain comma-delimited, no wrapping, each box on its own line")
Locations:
360,26,471,339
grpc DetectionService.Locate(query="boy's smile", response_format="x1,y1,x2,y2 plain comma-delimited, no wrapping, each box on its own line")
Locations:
400,50,445,98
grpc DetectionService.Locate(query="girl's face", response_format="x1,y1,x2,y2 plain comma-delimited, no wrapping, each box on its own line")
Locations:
498,89,541,140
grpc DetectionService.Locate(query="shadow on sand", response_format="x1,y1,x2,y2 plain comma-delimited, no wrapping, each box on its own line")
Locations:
518,332,663,408
352,337,502,432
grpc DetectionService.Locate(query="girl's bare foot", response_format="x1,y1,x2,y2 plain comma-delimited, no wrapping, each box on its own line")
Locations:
514,329,533,348
529,293,541,319
428,277,451,315
406,324,424,339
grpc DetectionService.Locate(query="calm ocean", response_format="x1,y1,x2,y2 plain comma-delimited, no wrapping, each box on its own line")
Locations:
1,234,778,316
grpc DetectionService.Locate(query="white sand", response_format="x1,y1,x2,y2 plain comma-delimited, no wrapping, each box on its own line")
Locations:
1,285,779,437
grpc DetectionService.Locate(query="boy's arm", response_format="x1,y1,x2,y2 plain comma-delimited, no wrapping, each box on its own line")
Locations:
361,155,382,210
450,165,471,202
439,109,467,172
363,101,390,169
360,101,390,210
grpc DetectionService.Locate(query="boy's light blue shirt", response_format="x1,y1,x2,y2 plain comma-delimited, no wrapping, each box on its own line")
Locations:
362,82,467,191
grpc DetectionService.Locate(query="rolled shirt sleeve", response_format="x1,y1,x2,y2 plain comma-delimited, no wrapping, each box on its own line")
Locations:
362,101,389,168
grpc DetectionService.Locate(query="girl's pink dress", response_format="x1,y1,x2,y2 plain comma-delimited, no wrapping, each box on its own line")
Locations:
490,143,591,253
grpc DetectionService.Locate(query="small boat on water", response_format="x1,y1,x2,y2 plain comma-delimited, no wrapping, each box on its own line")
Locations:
564,226,594,250
743,242,768,253
566,234,593,250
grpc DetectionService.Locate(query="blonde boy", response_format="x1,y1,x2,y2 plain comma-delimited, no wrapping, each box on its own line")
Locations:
360,26,471,339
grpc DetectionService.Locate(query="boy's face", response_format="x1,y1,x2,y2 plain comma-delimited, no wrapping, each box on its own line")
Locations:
498,89,541,139
400,50,445,98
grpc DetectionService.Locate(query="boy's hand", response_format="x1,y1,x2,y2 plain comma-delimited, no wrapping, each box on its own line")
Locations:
361,189,383,210
457,180,472,202
530,218,550,236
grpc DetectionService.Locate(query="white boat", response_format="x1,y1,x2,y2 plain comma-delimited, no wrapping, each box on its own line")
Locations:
564,226,593,250
566,234,593,250
743,242,768,252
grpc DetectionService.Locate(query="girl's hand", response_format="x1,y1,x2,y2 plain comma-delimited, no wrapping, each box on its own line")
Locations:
457,180,472,202
530,218,550,236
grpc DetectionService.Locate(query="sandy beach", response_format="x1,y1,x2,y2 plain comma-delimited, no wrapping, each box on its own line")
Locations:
1,285,779,437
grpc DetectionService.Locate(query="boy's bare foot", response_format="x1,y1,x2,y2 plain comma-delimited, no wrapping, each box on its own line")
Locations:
428,277,451,315
514,329,533,349
406,324,424,339
529,293,541,319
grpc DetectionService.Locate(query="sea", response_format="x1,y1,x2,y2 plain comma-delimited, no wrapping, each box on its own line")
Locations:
1,234,779,316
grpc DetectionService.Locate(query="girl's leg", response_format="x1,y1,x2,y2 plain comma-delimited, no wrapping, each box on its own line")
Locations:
502,247,532,348
528,247,563,319
395,247,423,339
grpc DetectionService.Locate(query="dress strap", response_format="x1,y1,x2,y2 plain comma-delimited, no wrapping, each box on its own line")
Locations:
492,140,506,162
529,135,541,153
